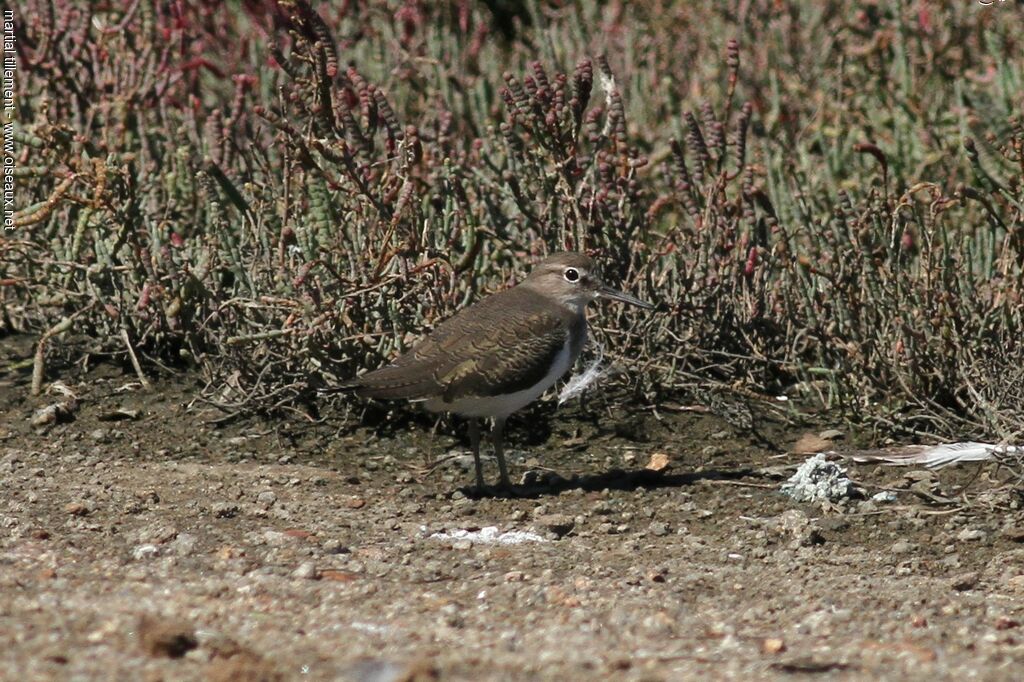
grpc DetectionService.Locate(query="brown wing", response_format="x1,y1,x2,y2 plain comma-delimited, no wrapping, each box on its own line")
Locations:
352,287,572,402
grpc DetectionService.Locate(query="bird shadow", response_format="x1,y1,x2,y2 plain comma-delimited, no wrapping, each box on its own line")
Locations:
458,465,764,500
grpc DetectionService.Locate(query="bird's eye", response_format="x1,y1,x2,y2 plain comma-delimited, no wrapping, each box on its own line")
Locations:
564,267,580,282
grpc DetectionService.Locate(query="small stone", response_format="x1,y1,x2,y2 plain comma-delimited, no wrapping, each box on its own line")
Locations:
891,540,916,555
134,490,160,504
1002,526,1024,543
64,502,89,516
212,503,239,519
256,491,277,506
262,530,291,546
452,539,472,550
169,533,198,556
761,638,786,654
950,571,980,591
649,521,669,537
535,514,574,538
645,452,671,472
140,525,178,545
292,561,319,580
956,528,987,542
322,539,350,555
132,544,159,560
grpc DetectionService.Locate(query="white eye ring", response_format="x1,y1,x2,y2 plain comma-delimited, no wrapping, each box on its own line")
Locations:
564,267,580,282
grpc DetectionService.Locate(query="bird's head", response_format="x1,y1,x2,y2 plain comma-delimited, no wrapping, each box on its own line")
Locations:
522,252,654,312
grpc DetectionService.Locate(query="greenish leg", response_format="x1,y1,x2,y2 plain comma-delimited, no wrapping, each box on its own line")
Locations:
492,417,511,489
468,418,485,489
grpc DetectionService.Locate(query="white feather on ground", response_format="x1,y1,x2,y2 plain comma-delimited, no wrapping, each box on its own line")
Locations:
558,341,607,405
846,442,1024,469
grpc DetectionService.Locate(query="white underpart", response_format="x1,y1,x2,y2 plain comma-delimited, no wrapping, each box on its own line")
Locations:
425,337,577,418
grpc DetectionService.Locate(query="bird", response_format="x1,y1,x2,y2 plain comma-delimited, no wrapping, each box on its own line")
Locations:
344,251,655,490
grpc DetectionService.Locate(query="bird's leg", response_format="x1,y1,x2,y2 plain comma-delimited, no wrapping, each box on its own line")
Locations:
467,418,485,489
492,416,512,489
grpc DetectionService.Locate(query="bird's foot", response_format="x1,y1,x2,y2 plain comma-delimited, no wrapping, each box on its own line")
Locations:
459,480,528,499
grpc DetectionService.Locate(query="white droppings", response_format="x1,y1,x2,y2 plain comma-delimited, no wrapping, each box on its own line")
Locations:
428,526,547,546
780,454,853,503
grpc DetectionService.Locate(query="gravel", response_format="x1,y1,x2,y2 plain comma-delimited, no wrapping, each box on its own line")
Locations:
2,367,1024,680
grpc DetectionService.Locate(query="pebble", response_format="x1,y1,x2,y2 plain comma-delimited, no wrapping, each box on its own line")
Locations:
957,528,987,542
891,540,916,555
649,521,669,537
1002,526,1024,543
132,544,159,560
64,502,90,517
212,503,239,518
167,533,197,556
292,561,319,580
950,571,980,591
322,539,350,554
262,530,292,546
256,491,277,506
535,514,574,538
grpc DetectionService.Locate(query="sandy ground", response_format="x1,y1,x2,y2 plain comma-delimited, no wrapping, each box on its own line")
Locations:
3,340,1024,681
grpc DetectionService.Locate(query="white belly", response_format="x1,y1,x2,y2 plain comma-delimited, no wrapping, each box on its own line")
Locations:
424,338,576,418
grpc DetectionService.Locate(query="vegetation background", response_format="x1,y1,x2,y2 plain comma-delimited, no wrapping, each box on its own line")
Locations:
4,0,1024,441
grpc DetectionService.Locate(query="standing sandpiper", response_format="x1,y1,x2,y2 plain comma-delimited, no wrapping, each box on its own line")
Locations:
346,252,654,490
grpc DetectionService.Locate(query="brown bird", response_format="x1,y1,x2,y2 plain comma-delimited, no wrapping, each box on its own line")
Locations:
347,252,654,490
